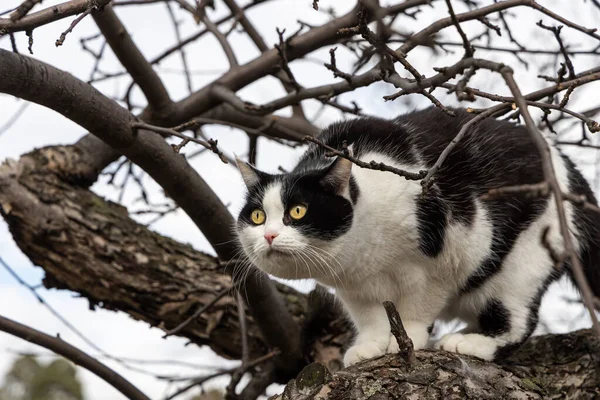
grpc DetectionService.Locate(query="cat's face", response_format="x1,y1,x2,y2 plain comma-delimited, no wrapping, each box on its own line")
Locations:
235,157,354,281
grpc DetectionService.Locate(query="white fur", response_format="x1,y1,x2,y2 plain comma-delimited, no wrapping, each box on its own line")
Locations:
238,144,580,366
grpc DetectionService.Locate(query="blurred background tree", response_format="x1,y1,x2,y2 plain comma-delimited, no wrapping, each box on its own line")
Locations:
0,355,83,400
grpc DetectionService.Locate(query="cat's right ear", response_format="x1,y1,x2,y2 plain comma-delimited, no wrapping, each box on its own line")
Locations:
320,156,353,196
235,156,263,188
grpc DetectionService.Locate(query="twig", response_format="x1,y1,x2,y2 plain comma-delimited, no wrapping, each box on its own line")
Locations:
0,0,111,33
275,28,302,91
8,31,18,52
421,105,505,191
0,102,29,137
536,21,575,79
481,181,550,200
165,350,279,400
445,0,474,57
166,2,193,93
131,121,228,164
304,136,426,180
203,15,238,67
226,292,250,398
382,301,415,364
55,7,94,47
162,288,229,338
0,315,150,400
324,47,353,82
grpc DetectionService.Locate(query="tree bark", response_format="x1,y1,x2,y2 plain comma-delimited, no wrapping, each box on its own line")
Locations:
275,329,600,399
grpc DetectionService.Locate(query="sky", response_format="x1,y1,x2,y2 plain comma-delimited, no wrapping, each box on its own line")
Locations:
1,0,599,399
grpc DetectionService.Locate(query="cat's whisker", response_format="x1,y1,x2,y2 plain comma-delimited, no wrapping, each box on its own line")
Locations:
304,246,346,290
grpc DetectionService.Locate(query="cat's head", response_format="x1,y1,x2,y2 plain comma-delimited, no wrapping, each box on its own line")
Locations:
235,156,356,281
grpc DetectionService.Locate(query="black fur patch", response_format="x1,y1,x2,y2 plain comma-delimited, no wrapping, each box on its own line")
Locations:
416,188,448,258
478,299,511,337
460,195,549,294
282,171,353,240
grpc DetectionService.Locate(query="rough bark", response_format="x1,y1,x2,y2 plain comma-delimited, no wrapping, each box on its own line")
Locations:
275,329,600,399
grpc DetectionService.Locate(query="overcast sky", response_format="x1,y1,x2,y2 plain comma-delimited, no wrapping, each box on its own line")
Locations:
1,0,599,399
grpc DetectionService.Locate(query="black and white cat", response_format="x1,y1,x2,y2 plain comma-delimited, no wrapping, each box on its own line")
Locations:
235,107,600,367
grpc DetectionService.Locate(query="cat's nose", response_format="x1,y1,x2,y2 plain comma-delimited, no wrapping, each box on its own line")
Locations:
264,232,279,245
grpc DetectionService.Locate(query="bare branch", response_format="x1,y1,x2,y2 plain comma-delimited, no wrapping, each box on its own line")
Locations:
0,0,111,33
0,315,150,400
92,5,173,113
204,14,239,67
55,6,93,46
304,136,427,180
131,121,229,163
445,0,474,57
536,20,576,79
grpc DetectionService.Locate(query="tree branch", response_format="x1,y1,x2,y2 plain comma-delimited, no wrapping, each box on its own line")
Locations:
0,0,110,33
92,4,173,114
0,48,305,380
0,315,150,400
273,329,600,399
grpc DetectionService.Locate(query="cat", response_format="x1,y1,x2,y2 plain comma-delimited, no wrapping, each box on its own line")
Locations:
235,106,600,367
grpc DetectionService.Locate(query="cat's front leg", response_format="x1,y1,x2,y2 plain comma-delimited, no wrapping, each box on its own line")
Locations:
340,297,391,367
386,320,430,353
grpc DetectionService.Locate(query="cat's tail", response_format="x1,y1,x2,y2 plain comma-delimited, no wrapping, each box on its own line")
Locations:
562,156,600,302
570,205,600,302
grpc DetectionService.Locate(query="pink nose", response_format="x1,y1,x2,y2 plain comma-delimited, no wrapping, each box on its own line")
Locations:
264,232,279,245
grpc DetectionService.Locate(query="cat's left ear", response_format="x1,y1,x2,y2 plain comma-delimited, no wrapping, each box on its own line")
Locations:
320,156,353,196
235,156,263,188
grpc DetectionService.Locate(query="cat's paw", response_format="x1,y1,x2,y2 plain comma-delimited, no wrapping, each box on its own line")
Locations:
434,333,497,361
344,341,386,367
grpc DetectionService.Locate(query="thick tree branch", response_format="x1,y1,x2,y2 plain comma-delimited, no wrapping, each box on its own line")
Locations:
92,5,173,114
0,48,305,380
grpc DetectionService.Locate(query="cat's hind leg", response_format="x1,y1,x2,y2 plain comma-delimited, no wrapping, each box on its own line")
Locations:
435,268,562,361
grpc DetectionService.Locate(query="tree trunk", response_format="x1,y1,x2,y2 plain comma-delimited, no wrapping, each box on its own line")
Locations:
1,144,599,398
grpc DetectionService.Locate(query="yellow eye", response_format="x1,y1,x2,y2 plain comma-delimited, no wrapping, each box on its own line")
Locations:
289,204,307,220
250,209,265,225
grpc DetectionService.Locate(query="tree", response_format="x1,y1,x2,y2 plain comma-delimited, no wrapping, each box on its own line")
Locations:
0,0,600,399
0,355,83,400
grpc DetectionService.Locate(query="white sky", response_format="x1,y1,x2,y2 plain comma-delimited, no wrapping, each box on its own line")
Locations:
1,0,599,399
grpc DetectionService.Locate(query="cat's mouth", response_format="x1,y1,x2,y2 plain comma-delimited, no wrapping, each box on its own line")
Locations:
265,247,292,257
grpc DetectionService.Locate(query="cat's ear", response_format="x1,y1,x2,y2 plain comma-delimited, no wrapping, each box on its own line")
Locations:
235,156,263,188
320,156,353,196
